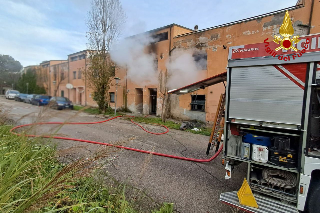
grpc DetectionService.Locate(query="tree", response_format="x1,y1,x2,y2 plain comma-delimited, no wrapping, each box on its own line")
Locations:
0,55,22,73
86,0,125,113
159,70,170,122
0,55,22,90
36,66,49,94
16,68,46,94
50,63,68,97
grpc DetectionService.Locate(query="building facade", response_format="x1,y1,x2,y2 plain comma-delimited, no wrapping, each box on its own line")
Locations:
32,0,319,123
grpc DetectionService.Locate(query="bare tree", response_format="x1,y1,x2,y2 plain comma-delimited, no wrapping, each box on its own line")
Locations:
36,67,50,94
50,63,68,97
86,0,125,113
159,70,170,122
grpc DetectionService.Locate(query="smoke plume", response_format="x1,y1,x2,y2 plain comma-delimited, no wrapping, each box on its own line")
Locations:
166,48,206,90
110,34,158,86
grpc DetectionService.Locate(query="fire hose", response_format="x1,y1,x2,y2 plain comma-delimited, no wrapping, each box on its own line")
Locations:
10,115,223,163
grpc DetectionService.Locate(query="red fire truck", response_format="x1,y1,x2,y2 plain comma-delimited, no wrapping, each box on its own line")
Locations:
169,33,320,213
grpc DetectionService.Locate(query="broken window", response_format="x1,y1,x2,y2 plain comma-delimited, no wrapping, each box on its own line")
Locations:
110,92,115,103
73,71,76,79
78,54,86,60
152,32,168,43
190,95,205,111
193,52,207,70
71,56,78,61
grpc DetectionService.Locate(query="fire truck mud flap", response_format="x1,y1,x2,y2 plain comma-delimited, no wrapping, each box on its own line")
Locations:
220,191,298,213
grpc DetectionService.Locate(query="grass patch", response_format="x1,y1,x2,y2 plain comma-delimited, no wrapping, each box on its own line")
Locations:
0,125,173,212
129,117,180,130
73,106,124,116
186,127,212,136
74,106,212,136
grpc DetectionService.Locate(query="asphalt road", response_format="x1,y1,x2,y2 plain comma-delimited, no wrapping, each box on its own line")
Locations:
0,96,247,213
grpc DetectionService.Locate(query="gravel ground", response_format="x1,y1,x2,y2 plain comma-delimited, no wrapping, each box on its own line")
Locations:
0,96,247,213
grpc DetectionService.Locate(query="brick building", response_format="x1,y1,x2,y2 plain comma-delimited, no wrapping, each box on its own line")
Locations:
33,0,319,123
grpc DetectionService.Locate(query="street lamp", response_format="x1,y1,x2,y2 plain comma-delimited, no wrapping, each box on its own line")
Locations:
26,83,29,94
114,77,120,116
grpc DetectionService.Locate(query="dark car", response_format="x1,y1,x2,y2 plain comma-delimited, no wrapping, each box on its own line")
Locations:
49,97,73,110
14,93,28,102
24,94,36,104
31,95,52,106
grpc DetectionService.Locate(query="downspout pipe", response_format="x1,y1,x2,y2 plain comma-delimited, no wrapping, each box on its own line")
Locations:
308,0,315,35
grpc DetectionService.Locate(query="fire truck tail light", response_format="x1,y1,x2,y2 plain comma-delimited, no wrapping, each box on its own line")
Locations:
299,185,304,194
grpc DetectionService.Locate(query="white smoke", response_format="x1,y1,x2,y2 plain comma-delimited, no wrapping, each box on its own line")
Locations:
166,48,206,89
110,34,158,85
111,33,207,90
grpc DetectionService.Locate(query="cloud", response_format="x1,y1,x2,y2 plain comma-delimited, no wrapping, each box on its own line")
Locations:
0,1,86,66
0,0,298,67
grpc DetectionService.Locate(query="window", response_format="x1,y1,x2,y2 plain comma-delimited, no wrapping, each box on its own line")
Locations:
61,90,64,97
193,53,207,70
78,70,81,79
78,54,86,60
71,56,78,61
190,95,205,111
152,32,168,42
110,92,115,103
73,71,76,79
61,72,64,81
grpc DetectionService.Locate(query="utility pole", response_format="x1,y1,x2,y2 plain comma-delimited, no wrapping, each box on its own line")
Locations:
114,77,120,116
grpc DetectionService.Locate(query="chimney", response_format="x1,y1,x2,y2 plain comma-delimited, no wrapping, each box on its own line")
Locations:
194,25,198,32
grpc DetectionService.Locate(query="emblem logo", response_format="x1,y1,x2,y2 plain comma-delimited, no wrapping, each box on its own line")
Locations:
273,11,300,52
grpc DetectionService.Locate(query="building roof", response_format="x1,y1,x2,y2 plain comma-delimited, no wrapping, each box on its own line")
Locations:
68,50,87,56
40,60,67,65
126,23,192,39
168,72,227,95
175,4,304,38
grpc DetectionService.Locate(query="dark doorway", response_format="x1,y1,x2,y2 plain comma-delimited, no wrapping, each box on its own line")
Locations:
135,88,143,114
149,88,157,115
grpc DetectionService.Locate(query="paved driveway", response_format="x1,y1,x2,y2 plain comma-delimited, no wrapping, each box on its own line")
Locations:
0,97,246,213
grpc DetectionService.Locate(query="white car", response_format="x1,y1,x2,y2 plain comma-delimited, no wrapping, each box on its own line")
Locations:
5,90,20,100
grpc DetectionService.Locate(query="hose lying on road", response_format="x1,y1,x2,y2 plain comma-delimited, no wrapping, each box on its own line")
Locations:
10,116,223,163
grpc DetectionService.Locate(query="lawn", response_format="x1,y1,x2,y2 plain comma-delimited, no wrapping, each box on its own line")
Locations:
74,106,212,136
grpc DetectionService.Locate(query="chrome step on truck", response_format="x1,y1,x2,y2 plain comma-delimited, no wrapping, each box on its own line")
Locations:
220,191,298,213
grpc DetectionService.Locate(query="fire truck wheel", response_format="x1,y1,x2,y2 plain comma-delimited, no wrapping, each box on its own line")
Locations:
306,181,320,213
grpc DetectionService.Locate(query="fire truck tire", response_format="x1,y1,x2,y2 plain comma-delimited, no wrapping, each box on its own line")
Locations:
306,181,320,213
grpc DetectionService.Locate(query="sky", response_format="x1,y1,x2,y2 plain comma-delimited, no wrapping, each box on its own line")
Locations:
0,0,298,67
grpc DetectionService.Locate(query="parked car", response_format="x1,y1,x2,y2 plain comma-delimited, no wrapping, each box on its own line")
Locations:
49,97,73,110
14,93,28,102
31,95,52,106
5,90,20,100
24,94,36,104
